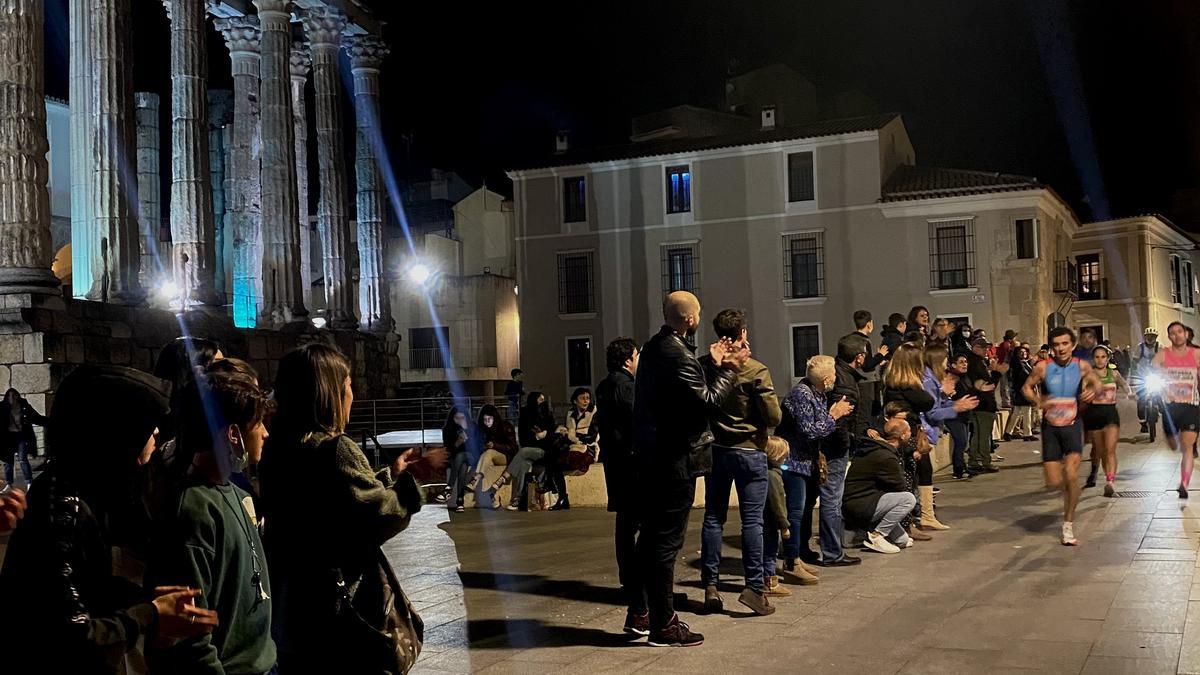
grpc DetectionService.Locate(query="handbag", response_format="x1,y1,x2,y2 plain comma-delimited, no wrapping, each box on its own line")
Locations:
817,451,829,484
332,549,424,675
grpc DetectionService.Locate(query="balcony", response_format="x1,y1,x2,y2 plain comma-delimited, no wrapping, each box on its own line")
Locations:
1053,260,1078,298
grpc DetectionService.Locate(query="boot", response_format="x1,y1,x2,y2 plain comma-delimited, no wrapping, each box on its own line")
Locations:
783,557,820,578
779,561,819,586
918,486,950,531
764,575,792,597
907,524,933,541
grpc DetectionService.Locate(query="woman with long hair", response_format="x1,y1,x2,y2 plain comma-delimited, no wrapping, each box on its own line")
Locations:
945,353,976,479
465,404,518,498
882,342,936,541
1004,345,1037,441
906,306,931,336
1084,345,1132,496
920,345,979,529
441,406,475,512
259,343,424,672
487,391,557,510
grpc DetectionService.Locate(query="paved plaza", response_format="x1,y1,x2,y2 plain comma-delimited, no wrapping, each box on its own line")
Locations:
401,415,1200,674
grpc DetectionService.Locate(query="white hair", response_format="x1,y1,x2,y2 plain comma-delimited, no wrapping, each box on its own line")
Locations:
806,354,836,385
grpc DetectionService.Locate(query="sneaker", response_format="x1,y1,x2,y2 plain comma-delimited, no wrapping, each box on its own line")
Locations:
623,610,650,636
863,531,901,554
648,614,704,647
977,466,1000,474
763,575,792,597
737,588,776,616
992,454,1006,462
1104,482,1116,498
1061,522,1078,546
931,486,941,495
1002,433,1013,442
703,585,723,613
1084,472,1097,489
453,503,465,513
1023,436,1037,442
901,538,915,549
504,498,521,511
434,489,448,504
1180,485,1190,500
952,473,966,480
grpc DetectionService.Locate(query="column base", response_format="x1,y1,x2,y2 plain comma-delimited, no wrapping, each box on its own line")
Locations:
0,268,61,295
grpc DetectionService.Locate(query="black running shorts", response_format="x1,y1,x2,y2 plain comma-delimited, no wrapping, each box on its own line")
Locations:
1083,405,1120,432
1042,418,1084,462
1165,403,1200,435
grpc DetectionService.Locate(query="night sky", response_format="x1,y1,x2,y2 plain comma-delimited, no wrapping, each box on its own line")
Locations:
42,0,1200,229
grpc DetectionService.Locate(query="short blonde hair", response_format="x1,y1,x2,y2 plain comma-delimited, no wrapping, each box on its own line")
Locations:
806,354,836,385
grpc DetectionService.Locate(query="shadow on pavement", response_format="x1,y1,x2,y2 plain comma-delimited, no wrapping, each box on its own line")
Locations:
465,618,641,650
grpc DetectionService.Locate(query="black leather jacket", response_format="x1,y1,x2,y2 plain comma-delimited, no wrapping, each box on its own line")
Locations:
633,326,737,480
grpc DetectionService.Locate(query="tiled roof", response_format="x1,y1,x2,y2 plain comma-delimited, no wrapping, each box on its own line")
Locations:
508,112,901,172
882,164,1043,202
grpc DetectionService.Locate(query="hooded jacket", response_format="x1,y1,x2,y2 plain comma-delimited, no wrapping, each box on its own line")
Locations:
0,365,171,674
842,436,909,531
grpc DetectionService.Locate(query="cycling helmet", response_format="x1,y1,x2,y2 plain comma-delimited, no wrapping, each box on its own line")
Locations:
1144,327,1159,336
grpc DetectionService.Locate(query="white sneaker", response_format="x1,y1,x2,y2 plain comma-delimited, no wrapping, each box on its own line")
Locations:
1061,522,1078,546
901,538,915,549
864,531,901,554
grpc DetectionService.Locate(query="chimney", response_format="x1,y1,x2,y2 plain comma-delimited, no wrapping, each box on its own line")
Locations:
555,130,570,154
761,105,776,130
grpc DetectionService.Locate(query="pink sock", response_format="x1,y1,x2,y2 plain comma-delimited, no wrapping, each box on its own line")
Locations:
1106,472,1115,483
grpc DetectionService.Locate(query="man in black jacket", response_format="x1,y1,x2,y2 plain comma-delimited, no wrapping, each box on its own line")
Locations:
594,337,645,635
816,336,867,567
843,413,918,554
634,291,744,647
965,337,1008,474
879,314,907,358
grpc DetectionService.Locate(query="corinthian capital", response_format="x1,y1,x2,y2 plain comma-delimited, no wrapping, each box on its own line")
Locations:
214,14,261,54
301,6,346,47
343,35,389,71
252,0,291,18
289,41,311,78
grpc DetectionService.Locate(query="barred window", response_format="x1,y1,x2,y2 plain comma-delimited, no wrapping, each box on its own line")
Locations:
787,152,815,202
791,325,821,379
929,219,976,290
409,326,449,369
1171,255,1182,304
567,337,593,387
782,232,824,298
557,251,595,314
661,242,700,295
666,165,692,214
562,176,586,223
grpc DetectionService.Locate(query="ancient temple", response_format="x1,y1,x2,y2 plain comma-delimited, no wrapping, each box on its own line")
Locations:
0,0,401,404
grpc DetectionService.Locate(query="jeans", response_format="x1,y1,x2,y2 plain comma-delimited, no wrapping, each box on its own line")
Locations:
819,455,850,561
968,411,996,470
449,451,471,505
773,469,808,575
615,510,647,614
946,419,969,476
508,446,544,501
701,446,768,592
3,439,32,489
638,477,696,632
873,492,917,544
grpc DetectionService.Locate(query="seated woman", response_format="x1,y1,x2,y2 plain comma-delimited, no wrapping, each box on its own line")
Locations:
442,407,476,512
548,387,599,511
486,392,555,511
466,404,518,496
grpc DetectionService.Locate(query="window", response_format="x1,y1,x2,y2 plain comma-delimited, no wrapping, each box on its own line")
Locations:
665,165,691,214
929,219,975,289
567,337,593,387
557,251,595,314
787,152,815,202
661,242,700,295
1187,261,1196,309
562,176,586,223
409,326,449,369
1077,253,1102,301
790,325,821,379
1171,255,1182,304
782,232,824,298
1015,218,1038,259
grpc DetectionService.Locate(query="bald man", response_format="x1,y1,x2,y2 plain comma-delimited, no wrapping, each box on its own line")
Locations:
633,291,748,647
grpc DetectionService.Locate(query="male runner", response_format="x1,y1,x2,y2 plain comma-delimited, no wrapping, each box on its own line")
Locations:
1023,326,1099,546
1151,321,1200,498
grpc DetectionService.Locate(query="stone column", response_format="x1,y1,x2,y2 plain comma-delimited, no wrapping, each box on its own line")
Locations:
161,0,218,306
303,6,356,328
254,0,306,326
289,41,313,314
88,0,144,304
0,0,57,293
208,90,233,303
345,35,392,332
221,124,234,297
214,14,262,327
69,0,93,298
134,92,161,286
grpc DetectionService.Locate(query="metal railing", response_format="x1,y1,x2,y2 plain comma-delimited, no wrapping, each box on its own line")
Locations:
406,346,488,370
1053,260,1078,297
347,395,572,449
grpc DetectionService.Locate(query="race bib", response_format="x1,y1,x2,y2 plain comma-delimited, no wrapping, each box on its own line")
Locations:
1094,382,1118,405
1045,397,1078,427
1166,367,1198,405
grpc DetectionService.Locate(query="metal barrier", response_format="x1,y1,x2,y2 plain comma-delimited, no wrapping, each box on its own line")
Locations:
347,395,572,450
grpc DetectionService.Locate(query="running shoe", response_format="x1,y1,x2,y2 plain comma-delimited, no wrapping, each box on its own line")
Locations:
1104,482,1116,498
1180,485,1190,500
1061,522,1078,546
864,531,900,554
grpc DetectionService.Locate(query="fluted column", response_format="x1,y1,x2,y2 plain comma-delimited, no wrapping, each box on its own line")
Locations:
345,35,392,332
134,92,161,286
255,0,306,326
68,0,94,298
0,0,57,293
289,42,313,314
214,14,261,327
303,7,356,328
88,0,143,303
208,89,233,302
161,0,218,305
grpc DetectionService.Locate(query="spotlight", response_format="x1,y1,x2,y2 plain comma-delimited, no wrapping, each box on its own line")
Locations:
158,281,180,299
408,264,431,285
311,316,327,329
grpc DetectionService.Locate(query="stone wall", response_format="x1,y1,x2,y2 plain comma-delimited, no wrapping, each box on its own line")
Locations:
0,294,402,419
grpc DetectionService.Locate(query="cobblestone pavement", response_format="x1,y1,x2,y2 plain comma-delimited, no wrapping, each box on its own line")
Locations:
402,407,1200,674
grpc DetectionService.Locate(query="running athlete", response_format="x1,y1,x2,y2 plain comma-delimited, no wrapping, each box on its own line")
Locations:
1151,321,1200,498
1083,345,1133,497
1023,326,1100,546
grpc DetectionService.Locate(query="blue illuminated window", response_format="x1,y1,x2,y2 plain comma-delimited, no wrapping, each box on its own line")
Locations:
666,165,691,214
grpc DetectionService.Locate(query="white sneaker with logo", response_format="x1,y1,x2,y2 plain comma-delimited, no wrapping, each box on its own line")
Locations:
864,531,901,554
1061,521,1078,546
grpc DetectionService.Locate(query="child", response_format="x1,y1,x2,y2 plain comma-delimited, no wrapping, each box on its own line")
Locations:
765,436,792,542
